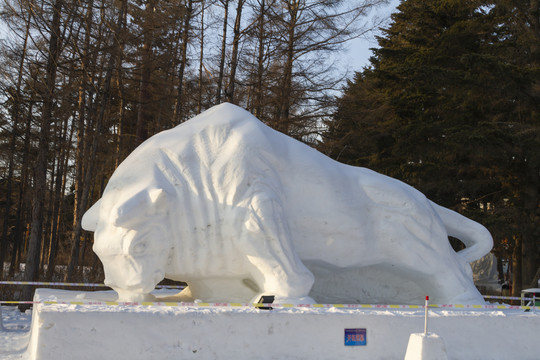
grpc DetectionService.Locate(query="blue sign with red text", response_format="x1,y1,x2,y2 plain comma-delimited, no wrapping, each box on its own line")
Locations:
344,328,367,346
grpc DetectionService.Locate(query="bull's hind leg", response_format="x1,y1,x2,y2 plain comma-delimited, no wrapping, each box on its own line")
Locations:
427,267,484,304
240,193,315,304
405,254,485,305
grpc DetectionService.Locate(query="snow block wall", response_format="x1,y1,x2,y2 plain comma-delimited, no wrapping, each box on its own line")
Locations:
26,289,540,360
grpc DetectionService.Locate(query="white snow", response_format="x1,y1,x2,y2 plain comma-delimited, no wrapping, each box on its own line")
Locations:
82,103,492,305
0,306,32,359
404,333,448,360
1,288,538,359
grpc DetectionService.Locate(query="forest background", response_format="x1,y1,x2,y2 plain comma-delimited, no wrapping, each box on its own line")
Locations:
0,0,538,302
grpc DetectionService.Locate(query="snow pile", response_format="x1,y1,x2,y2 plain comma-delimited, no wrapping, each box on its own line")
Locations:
82,102,492,305
14,289,539,360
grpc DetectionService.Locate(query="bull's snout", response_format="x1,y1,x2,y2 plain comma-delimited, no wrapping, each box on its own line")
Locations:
101,253,165,301
115,288,157,302
91,213,170,302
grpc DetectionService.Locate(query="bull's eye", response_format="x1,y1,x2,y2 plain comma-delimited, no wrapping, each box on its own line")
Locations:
131,241,148,256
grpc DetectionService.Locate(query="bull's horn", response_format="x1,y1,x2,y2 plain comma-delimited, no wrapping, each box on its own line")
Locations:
82,199,102,231
148,188,165,204
147,188,169,217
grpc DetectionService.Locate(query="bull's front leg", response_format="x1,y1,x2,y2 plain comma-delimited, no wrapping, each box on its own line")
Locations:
240,193,315,304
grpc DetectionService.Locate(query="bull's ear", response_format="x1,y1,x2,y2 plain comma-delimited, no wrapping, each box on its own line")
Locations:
82,199,102,231
114,188,169,227
114,190,149,227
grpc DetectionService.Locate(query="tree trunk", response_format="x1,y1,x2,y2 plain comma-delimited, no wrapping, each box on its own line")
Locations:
136,0,156,145
225,0,245,103
511,236,522,298
529,266,540,288
22,0,64,301
216,0,229,104
197,0,205,113
45,112,73,280
0,107,17,281
276,0,297,135
0,8,31,280
520,176,539,290
174,0,193,123
65,0,93,282
254,0,266,119
115,0,128,168
9,99,34,279
530,0,540,62
66,1,125,281
40,156,57,273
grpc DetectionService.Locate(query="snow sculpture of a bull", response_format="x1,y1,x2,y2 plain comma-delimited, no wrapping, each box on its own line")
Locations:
82,103,493,304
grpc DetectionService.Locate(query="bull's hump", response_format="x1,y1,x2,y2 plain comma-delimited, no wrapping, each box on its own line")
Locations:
173,103,261,135
117,103,342,203
135,103,266,154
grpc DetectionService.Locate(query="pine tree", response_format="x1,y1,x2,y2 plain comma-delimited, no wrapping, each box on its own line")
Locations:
324,0,540,293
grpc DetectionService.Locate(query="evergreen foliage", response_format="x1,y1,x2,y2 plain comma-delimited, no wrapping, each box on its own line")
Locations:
323,0,540,293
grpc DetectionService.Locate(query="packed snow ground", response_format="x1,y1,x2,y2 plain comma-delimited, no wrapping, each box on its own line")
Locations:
0,306,31,359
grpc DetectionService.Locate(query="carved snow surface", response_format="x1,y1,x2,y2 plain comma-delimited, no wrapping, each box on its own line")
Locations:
82,103,493,305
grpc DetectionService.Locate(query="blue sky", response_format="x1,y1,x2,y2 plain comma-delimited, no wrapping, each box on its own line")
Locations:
0,1,400,89
343,0,400,71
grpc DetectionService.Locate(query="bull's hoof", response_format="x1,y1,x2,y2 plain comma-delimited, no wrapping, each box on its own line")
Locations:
116,290,157,302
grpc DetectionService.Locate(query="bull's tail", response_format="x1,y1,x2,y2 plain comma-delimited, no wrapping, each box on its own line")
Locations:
431,202,493,263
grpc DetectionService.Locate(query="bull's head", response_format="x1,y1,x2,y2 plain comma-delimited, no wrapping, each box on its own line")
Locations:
82,187,172,302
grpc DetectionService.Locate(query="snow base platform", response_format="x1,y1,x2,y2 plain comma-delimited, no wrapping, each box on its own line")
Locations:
27,289,539,360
